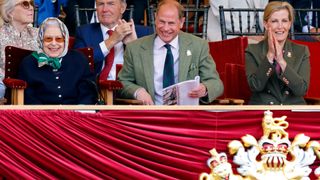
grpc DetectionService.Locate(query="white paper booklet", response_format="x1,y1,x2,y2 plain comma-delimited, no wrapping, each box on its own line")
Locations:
162,76,200,105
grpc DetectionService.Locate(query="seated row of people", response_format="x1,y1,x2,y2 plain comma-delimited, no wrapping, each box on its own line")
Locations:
0,0,311,105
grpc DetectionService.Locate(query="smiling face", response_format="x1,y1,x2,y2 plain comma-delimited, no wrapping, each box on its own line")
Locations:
155,2,184,44
96,0,126,28
264,9,291,44
43,26,65,58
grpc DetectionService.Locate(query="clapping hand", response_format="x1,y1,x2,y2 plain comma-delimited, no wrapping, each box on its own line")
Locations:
112,19,134,43
122,19,137,44
266,27,287,70
104,19,138,50
266,27,277,63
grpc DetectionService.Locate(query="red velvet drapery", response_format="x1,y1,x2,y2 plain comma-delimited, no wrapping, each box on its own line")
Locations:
1,110,320,179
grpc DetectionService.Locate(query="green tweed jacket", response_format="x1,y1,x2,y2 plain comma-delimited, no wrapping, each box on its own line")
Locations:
118,31,224,104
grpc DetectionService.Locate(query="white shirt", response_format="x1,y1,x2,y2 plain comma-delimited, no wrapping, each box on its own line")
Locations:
99,24,124,80
153,36,179,105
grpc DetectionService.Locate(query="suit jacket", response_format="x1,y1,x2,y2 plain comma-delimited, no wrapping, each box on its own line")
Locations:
73,23,154,75
118,32,224,104
18,50,97,105
245,39,310,105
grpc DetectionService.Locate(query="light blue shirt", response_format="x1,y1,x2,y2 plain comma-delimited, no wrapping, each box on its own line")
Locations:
153,36,179,105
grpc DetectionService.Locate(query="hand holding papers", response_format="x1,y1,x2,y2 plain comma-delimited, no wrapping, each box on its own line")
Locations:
163,76,200,105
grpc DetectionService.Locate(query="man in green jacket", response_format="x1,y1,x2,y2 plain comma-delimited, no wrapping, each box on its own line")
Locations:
118,0,223,105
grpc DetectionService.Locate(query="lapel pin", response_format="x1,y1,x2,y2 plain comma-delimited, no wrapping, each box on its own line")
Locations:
287,51,292,58
187,50,192,56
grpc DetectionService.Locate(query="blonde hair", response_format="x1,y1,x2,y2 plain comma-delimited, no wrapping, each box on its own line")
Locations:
0,0,17,26
0,17,3,27
264,1,294,23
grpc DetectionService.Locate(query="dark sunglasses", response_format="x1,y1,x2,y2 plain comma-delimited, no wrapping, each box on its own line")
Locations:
16,0,34,9
43,36,65,43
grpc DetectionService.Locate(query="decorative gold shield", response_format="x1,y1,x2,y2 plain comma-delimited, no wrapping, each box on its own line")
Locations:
200,110,320,180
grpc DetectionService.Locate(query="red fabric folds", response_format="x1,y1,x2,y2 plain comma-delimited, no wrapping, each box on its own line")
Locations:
0,110,320,179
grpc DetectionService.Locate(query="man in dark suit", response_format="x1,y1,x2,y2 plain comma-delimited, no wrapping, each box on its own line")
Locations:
73,0,139,80
118,0,223,105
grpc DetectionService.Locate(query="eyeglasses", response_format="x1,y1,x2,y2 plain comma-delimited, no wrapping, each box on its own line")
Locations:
43,37,65,43
16,0,34,9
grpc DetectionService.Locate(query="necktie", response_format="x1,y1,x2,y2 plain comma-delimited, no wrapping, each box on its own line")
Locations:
273,59,281,75
275,50,285,75
163,44,174,88
275,62,281,75
99,30,115,81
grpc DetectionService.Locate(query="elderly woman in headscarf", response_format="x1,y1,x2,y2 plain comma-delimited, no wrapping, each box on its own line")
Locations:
18,17,97,104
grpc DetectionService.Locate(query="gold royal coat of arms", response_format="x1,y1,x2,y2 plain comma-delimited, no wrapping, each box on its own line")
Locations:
200,110,320,180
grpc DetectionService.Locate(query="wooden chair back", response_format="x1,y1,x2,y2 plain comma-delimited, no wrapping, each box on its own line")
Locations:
219,6,320,40
76,47,94,72
75,4,134,27
69,36,75,49
219,6,264,40
5,46,33,79
148,0,204,9
4,46,31,105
